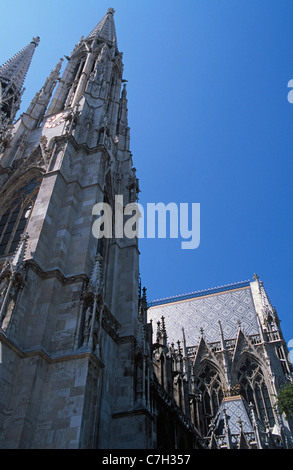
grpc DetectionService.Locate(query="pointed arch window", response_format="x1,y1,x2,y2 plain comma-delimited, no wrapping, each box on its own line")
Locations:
64,56,87,109
196,363,224,435
0,176,41,256
238,357,275,426
276,346,290,375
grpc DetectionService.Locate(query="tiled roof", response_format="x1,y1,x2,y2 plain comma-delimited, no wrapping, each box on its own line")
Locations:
147,280,259,345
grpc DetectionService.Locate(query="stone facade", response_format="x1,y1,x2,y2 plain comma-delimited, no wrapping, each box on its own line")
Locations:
148,279,293,448
0,9,292,450
0,9,149,449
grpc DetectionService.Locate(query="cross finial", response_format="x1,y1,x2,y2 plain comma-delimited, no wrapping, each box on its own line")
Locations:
253,273,259,281
31,36,40,46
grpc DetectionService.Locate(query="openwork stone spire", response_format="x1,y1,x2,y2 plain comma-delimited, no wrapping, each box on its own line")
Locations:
87,8,117,45
0,37,40,127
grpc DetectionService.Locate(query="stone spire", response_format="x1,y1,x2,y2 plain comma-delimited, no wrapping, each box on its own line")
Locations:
24,58,63,127
46,9,121,118
87,8,117,46
0,37,40,127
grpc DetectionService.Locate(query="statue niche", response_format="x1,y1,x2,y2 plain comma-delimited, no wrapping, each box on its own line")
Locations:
0,273,23,331
80,295,101,351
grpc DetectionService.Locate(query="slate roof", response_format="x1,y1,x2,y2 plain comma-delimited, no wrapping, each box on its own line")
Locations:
211,396,263,435
148,281,259,345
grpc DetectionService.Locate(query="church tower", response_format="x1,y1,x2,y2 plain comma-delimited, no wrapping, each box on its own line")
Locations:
0,9,150,449
1,8,292,451
0,36,40,133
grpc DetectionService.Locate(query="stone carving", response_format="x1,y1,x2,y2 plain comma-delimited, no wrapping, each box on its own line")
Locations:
0,233,28,330
0,122,13,154
127,167,139,202
0,277,9,312
83,303,93,339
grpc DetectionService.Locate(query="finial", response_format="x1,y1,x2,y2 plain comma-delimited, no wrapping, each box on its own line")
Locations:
122,82,127,97
31,36,40,46
50,58,63,79
253,273,259,281
107,7,115,14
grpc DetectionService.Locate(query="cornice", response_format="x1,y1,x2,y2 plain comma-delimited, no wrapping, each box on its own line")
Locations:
0,327,104,369
25,258,88,285
148,280,252,308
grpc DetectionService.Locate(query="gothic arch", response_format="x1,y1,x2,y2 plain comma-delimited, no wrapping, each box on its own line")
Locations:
0,169,43,213
63,53,87,109
112,54,123,77
0,145,45,201
194,360,224,435
237,354,275,426
0,172,42,256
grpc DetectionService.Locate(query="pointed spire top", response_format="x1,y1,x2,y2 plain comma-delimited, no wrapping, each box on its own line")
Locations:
218,320,226,350
87,8,117,45
182,327,188,358
0,37,40,92
0,37,39,126
31,36,40,47
121,82,128,98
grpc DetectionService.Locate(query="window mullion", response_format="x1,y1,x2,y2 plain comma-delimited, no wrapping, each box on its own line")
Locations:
5,204,24,254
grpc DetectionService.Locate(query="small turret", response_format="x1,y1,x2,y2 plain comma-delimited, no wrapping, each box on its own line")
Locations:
23,58,63,127
0,37,40,129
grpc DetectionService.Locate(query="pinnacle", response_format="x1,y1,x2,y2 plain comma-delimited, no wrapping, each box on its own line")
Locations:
0,37,39,125
31,36,40,46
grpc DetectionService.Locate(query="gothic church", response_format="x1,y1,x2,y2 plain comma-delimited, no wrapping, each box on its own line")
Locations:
0,9,292,449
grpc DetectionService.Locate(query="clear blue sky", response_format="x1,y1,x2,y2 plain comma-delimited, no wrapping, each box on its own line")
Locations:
1,0,293,345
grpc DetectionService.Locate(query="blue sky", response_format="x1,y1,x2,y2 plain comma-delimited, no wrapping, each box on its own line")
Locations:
1,0,293,345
